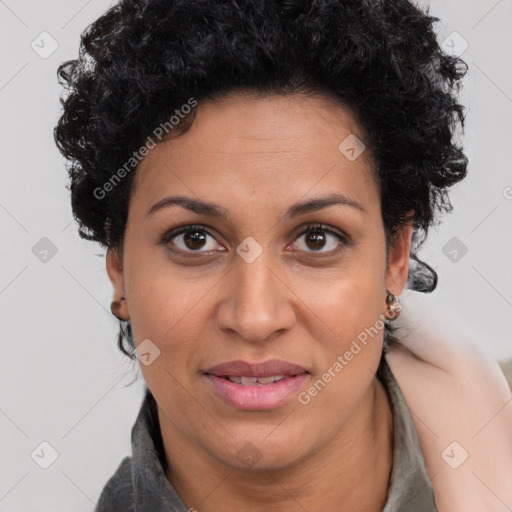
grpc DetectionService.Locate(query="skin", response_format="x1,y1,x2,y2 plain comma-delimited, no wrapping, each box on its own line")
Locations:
107,92,412,511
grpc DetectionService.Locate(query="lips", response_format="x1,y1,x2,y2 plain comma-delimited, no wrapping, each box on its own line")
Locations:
204,359,308,379
204,359,309,410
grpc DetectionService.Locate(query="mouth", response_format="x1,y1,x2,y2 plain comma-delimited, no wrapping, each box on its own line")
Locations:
203,359,310,410
215,374,296,385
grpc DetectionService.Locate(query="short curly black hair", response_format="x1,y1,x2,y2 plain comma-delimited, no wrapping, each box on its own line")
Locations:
54,0,468,358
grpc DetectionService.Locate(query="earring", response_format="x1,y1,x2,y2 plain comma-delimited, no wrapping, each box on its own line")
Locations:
110,296,127,321
385,290,401,320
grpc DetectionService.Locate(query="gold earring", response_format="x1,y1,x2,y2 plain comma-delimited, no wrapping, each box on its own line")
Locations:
385,290,401,320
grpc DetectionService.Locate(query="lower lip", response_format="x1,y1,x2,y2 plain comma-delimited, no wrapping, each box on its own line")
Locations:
205,374,309,410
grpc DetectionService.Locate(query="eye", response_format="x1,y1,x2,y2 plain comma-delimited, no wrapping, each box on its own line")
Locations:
161,224,225,255
290,223,347,254
160,223,347,257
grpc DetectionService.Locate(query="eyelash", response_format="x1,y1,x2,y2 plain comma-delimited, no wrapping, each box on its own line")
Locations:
160,223,348,257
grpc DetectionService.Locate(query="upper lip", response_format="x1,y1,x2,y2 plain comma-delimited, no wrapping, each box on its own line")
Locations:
204,359,308,378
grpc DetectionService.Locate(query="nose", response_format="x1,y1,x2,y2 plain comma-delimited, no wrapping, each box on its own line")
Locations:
216,249,296,344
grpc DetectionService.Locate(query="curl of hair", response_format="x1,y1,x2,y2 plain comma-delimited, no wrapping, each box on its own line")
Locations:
54,0,468,357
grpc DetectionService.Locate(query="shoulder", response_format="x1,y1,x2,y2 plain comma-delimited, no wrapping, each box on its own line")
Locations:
385,291,512,407
95,456,134,512
384,296,512,510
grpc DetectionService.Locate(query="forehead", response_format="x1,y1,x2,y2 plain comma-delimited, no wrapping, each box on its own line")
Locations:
130,92,379,219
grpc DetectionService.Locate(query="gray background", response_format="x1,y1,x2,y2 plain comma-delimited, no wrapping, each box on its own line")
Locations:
1,0,511,510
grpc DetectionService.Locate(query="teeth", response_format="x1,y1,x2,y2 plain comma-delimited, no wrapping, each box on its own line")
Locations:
257,376,277,384
240,376,258,385
226,375,287,385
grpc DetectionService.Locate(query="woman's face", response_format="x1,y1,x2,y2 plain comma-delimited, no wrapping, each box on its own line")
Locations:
107,92,410,471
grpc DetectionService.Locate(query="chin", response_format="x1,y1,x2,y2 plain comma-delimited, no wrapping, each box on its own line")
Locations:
213,427,313,472
227,448,305,473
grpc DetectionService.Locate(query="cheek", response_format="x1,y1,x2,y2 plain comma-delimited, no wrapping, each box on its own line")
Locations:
298,287,385,428
124,253,216,384
124,231,211,340
302,251,387,398
309,256,386,349
315,288,385,385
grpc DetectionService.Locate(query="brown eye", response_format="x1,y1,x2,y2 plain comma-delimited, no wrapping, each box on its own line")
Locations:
161,225,224,254
183,230,207,250
304,229,327,251
293,224,347,254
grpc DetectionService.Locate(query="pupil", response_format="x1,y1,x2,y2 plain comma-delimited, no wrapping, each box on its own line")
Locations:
184,230,206,250
306,230,325,250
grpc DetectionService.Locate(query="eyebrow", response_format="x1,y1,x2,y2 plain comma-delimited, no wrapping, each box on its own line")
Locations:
146,193,366,220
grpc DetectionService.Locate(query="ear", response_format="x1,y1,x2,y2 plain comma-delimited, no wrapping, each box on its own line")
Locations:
106,247,129,317
385,221,413,297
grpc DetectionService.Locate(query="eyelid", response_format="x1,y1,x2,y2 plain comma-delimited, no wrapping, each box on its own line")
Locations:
293,223,348,244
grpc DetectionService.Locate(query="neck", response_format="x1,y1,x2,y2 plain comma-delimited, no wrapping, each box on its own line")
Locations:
159,377,393,512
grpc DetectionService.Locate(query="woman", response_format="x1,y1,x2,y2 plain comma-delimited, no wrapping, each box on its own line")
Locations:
54,0,512,510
